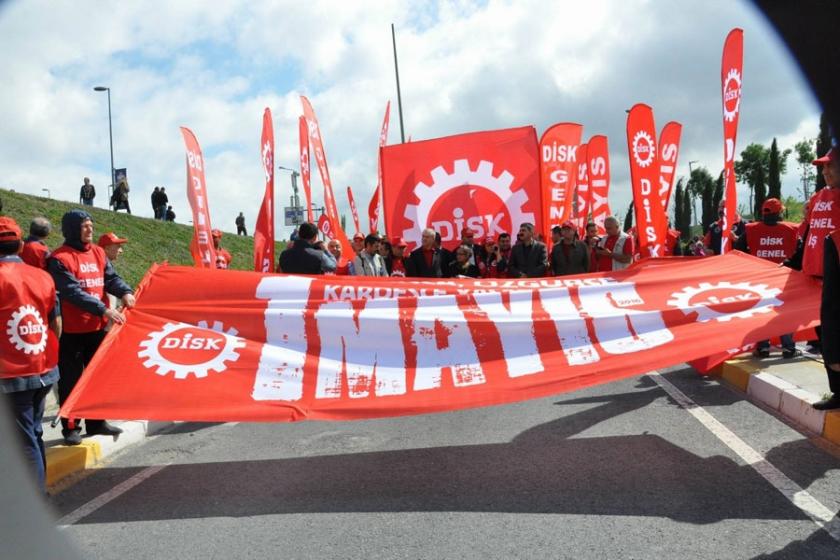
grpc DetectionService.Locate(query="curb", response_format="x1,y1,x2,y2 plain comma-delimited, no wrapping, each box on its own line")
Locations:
709,358,840,447
46,420,175,489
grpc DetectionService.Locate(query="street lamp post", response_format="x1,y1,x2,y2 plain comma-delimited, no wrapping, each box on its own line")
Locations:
93,86,115,202
41,188,50,199
688,160,699,225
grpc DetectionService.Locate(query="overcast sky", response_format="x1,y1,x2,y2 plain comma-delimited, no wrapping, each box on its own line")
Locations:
0,0,822,238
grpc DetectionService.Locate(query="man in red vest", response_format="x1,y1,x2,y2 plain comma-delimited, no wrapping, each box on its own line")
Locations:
326,239,355,275
736,198,800,358
0,217,61,490
47,210,135,445
817,228,840,409
786,146,840,355
20,217,52,269
212,229,232,269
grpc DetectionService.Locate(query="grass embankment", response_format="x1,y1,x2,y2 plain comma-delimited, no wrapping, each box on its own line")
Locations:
0,188,284,287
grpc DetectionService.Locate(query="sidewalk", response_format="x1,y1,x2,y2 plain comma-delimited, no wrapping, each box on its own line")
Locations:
44,390,175,490
707,345,840,447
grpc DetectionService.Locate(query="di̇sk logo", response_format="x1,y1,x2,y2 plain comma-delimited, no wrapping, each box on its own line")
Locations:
318,214,333,239
667,281,782,322
632,131,655,168
723,68,742,122
138,321,246,379
402,159,535,246
6,304,48,355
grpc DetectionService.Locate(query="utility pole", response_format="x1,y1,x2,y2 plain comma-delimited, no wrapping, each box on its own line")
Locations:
391,23,406,143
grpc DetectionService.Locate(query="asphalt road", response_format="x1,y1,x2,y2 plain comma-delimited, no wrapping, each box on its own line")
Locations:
50,367,840,559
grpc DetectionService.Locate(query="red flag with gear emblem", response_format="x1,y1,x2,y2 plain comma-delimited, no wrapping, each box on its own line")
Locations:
180,127,217,268
627,104,668,258
253,108,275,272
539,123,583,243
721,29,744,254
299,116,314,223
381,126,542,252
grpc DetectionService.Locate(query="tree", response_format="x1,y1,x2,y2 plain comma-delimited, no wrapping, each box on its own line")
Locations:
767,138,782,200
816,112,832,190
713,170,724,212
753,163,767,218
794,138,817,199
734,143,768,214
687,167,716,229
624,202,634,232
782,195,805,223
673,178,690,241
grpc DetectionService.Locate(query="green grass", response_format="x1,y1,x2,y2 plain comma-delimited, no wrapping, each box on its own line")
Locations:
0,188,285,288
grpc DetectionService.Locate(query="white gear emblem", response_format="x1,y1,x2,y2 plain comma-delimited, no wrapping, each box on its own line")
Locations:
402,159,534,247
722,68,741,122
667,281,782,322
138,320,246,379
632,131,655,168
5,305,48,355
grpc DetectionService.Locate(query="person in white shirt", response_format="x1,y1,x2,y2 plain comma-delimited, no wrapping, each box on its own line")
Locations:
353,234,388,277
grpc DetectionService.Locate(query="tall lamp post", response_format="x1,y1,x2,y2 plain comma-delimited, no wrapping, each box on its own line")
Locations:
688,160,699,225
93,86,115,199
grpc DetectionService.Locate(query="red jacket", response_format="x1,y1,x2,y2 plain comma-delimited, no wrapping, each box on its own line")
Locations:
0,257,59,377
49,244,109,333
20,240,50,269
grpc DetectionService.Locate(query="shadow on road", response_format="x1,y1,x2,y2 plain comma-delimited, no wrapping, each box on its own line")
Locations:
59,375,836,530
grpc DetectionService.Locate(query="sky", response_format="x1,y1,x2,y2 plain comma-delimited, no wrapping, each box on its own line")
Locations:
0,0,822,239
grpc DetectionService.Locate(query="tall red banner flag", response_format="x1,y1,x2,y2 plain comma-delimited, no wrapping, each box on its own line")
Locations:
301,96,353,256
574,143,590,235
368,101,391,233
179,127,217,268
627,104,668,258
721,29,744,254
658,121,682,212
587,135,612,234
59,254,819,424
347,186,361,234
299,116,314,223
253,108,275,272
381,127,541,252
540,123,583,241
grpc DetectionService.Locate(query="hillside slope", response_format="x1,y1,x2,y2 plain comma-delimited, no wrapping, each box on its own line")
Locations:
0,188,284,287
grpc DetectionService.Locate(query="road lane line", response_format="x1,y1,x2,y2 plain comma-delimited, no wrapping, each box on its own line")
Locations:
649,371,840,542
57,464,169,529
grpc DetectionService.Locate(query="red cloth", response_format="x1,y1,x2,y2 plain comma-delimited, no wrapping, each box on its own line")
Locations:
802,187,840,277
20,241,49,269
334,258,352,276
664,229,681,256
745,222,798,264
49,245,109,333
391,258,406,276
0,260,58,377
596,234,633,272
423,248,434,268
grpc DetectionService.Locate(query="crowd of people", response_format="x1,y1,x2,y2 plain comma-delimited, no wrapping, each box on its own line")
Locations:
78,177,176,221
1,209,134,491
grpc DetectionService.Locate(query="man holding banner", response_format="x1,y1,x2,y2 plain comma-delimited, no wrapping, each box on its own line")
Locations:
594,216,633,272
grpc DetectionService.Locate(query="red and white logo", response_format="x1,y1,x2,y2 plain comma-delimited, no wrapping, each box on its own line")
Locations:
318,214,333,238
632,131,655,168
5,304,48,355
138,320,245,379
402,159,534,246
722,68,742,122
667,281,782,322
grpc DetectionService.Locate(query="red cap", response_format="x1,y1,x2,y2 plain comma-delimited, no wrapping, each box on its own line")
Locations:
211,229,223,239
761,198,784,215
98,232,128,247
391,237,407,248
560,220,576,230
813,147,837,165
461,227,475,237
353,232,365,241
484,236,496,245
0,217,22,242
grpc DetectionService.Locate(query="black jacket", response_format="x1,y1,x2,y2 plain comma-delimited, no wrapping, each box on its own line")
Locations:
277,239,323,274
406,247,443,278
822,234,840,365
447,261,480,278
509,241,548,278
551,240,590,276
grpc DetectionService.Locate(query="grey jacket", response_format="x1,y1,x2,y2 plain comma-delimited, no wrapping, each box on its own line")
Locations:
551,240,590,276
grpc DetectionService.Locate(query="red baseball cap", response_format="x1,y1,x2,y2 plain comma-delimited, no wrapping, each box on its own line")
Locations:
813,147,837,165
484,236,496,245
461,227,475,237
761,198,784,215
560,220,576,230
391,237,407,248
98,232,128,247
353,232,365,241
0,217,22,243
211,229,223,239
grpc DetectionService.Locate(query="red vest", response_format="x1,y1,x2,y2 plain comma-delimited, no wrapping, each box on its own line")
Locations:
745,221,798,264
803,186,840,277
216,248,232,269
0,260,59,377
50,244,108,333
334,257,352,276
20,241,49,269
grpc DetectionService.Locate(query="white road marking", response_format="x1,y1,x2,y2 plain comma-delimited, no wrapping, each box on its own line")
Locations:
57,421,241,527
57,464,168,529
649,371,840,542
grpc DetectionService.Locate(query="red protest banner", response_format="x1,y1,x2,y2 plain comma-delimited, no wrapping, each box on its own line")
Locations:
382,126,541,252
253,108,275,272
627,104,668,258
587,135,612,234
368,101,391,233
59,253,819,424
658,121,682,212
179,127,217,268
721,28,744,254
539,123,583,241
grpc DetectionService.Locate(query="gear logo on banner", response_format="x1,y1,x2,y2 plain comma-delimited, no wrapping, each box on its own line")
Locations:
722,68,742,122
667,281,782,322
138,320,246,379
5,304,48,355
402,159,534,247
632,131,655,168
